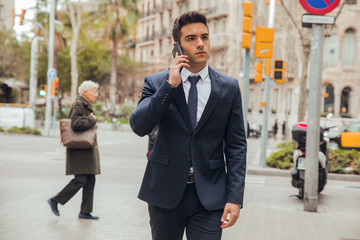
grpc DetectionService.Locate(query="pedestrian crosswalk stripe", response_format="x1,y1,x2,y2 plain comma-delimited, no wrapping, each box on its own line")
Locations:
245,177,266,187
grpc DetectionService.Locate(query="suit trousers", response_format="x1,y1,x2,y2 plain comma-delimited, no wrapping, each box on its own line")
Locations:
148,184,223,240
53,174,95,214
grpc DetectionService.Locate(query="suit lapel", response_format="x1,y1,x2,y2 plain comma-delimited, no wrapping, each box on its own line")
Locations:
173,82,193,133
194,67,222,135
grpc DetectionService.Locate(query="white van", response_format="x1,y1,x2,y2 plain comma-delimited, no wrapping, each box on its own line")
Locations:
0,104,35,129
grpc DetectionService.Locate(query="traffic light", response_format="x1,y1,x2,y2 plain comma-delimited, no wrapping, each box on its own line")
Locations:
19,9,26,25
51,77,59,96
39,84,47,96
255,59,263,82
12,8,15,26
273,59,286,84
242,1,253,50
254,26,274,58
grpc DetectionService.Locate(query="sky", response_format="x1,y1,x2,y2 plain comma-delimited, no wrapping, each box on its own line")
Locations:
13,0,37,36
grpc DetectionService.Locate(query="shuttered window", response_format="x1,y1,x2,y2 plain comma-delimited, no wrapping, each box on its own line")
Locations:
324,27,339,68
341,29,356,66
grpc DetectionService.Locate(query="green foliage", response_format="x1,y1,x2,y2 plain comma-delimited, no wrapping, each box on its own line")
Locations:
329,149,360,174
0,126,4,132
35,107,46,120
6,126,41,135
91,100,109,123
266,141,295,169
0,28,31,79
118,102,136,123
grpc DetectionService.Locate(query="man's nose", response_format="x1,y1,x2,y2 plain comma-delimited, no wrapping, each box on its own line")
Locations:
196,38,204,48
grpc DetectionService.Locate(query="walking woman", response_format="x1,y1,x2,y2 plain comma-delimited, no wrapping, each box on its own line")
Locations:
47,80,101,220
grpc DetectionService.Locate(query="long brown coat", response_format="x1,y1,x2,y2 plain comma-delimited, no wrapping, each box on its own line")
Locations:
65,96,100,175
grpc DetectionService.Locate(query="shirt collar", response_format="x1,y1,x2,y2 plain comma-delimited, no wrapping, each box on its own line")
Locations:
181,64,209,83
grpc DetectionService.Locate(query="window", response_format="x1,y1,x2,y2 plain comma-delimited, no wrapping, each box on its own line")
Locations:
324,84,334,113
341,29,356,66
324,27,339,68
340,87,351,114
185,3,189,12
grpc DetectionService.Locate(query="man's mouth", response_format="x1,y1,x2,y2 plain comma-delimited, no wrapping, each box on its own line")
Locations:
196,51,206,55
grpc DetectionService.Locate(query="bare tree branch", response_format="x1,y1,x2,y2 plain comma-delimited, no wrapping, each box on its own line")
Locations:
279,0,304,40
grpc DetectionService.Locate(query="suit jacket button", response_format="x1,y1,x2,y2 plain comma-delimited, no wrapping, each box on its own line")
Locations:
187,157,191,161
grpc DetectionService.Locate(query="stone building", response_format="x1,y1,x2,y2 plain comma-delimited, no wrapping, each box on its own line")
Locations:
132,0,360,136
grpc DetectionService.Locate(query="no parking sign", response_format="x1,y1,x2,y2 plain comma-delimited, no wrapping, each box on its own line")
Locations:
299,0,340,15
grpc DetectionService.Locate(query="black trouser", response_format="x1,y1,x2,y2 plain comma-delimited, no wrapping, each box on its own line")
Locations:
148,184,223,240
53,174,95,214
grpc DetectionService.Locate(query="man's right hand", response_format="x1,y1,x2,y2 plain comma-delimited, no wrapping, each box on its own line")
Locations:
168,53,190,88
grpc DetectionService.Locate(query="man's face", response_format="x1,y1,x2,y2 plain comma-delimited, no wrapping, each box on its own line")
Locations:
179,22,210,69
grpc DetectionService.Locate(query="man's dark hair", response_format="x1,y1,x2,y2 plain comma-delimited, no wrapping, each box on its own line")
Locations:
172,11,208,43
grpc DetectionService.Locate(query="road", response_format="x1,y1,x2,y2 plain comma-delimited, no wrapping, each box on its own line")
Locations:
0,130,359,240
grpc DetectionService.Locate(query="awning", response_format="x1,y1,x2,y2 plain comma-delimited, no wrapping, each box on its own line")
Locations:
0,78,29,90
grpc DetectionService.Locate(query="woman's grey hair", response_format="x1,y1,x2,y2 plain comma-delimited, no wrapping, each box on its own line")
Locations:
78,80,99,96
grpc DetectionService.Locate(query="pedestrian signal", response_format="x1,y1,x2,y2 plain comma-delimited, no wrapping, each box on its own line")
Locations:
51,77,59,96
273,59,285,84
39,84,47,96
242,1,253,50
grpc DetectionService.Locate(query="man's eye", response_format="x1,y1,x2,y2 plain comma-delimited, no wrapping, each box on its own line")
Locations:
202,36,208,40
187,37,194,41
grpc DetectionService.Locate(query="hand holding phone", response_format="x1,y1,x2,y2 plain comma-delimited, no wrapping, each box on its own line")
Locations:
172,42,183,58
168,42,189,88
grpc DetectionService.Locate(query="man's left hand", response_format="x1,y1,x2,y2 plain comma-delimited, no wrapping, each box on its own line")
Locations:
220,203,240,229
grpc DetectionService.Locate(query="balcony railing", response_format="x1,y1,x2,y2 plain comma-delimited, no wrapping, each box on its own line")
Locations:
141,8,157,18
137,35,155,44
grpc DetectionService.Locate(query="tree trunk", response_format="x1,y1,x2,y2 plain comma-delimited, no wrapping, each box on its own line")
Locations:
109,37,117,116
67,0,81,102
297,39,311,122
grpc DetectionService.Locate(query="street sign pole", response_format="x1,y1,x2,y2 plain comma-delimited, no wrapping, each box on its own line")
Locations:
304,23,324,212
44,0,56,137
299,0,339,212
260,0,276,168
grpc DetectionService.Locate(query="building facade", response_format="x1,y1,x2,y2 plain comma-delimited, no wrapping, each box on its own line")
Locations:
0,0,15,29
133,0,360,136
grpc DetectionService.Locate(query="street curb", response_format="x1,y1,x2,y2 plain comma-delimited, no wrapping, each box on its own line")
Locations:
247,167,360,182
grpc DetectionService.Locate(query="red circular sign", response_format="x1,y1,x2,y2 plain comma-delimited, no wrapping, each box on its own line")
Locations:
299,0,340,15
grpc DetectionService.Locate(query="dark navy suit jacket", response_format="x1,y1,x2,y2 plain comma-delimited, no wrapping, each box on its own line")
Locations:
130,66,247,211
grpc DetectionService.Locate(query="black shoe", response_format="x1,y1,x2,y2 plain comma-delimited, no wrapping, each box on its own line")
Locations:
78,212,99,220
47,198,60,216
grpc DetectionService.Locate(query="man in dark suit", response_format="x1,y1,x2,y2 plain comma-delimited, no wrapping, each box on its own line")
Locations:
130,11,247,240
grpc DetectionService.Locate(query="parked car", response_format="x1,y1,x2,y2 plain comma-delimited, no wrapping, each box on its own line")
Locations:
324,121,360,150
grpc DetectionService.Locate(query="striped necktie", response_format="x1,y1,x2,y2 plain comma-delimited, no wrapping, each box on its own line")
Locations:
188,76,201,131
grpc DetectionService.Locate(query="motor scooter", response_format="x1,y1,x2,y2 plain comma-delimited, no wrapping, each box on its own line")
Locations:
290,122,330,198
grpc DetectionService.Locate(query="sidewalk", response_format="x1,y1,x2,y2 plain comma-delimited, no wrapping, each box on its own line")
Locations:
1,128,358,240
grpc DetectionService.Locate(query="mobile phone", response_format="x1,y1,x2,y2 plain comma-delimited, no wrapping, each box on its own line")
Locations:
172,42,183,58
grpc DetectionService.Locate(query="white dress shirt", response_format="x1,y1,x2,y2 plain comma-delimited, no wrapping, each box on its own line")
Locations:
181,65,211,176
181,65,211,125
